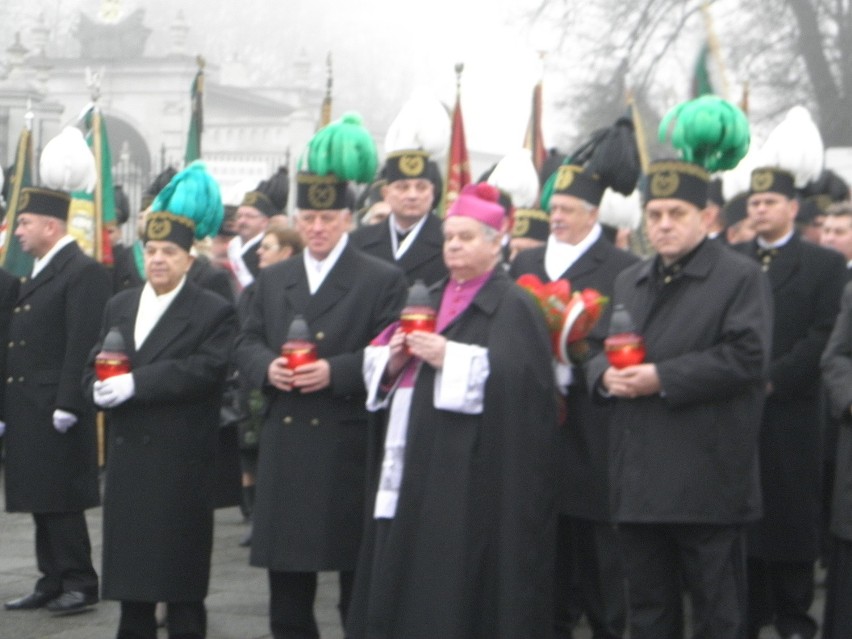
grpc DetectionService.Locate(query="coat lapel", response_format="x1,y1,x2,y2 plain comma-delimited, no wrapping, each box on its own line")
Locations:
134,283,198,365
303,246,357,323
560,238,607,283
765,234,801,292
17,242,78,303
398,214,443,270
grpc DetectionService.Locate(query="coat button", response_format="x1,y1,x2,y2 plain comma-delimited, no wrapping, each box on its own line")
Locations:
115,436,124,445
23,304,31,311
7,341,12,348
142,435,151,444
19,340,25,347
310,418,319,426
315,331,325,341
283,416,293,425
13,307,19,313
17,376,23,383
6,376,12,383
19,276,26,284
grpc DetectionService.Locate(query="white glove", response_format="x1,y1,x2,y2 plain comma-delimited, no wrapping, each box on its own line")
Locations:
553,361,573,396
52,409,77,434
93,373,135,409
0,421,5,437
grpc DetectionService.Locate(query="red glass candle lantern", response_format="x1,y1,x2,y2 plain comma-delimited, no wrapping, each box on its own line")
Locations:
281,315,317,369
400,280,436,354
95,327,131,381
604,304,646,369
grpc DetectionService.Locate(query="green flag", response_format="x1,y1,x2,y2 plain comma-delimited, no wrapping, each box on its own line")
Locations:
70,105,117,264
691,43,716,98
0,126,35,276
185,67,204,164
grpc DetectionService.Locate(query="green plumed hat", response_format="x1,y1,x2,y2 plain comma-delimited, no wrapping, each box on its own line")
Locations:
658,95,750,173
297,112,377,210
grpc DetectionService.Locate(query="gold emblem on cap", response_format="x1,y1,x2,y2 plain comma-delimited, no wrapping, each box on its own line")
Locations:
512,217,530,237
146,216,172,241
650,171,679,198
399,154,425,177
554,166,578,191
307,184,336,210
242,192,260,206
751,170,774,193
17,190,30,212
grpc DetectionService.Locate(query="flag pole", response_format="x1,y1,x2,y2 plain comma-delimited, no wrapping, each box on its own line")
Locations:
701,2,730,100
441,62,466,216
0,105,33,264
319,52,333,129
626,89,650,174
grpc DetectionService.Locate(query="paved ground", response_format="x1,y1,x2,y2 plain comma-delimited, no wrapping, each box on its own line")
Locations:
0,471,828,638
0,488,346,639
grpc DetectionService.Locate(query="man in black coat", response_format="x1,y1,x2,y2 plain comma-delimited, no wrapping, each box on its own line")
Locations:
235,171,407,639
227,168,289,290
3,186,111,614
820,280,852,638
587,160,773,639
0,266,20,432
346,182,559,639
85,164,238,639
734,167,846,639
349,150,447,286
510,166,637,639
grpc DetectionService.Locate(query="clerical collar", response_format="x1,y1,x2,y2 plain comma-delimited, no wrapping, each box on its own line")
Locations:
436,270,492,333
544,223,602,281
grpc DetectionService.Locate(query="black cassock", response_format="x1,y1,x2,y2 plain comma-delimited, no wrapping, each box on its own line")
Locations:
347,268,560,639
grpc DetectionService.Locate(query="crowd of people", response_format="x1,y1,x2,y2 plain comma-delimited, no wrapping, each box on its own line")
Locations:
1,100,852,639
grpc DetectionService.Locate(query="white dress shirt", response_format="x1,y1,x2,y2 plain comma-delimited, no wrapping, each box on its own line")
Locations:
134,276,186,349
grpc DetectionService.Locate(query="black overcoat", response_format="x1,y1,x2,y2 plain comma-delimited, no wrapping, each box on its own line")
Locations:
347,269,560,639
111,241,144,293
587,239,773,524
735,235,846,560
83,281,237,601
234,244,407,571
0,267,21,420
821,283,852,542
4,241,110,513
511,236,638,521
349,213,447,286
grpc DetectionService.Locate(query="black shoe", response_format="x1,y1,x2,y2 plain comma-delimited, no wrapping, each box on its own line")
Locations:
45,590,98,615
4,590,57,610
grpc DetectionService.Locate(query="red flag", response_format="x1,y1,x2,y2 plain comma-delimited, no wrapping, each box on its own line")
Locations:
443,92,470,213
524,81,547,175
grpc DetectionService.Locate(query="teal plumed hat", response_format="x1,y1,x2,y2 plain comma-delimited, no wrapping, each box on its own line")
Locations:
146,161,223,250
297,112,378,210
